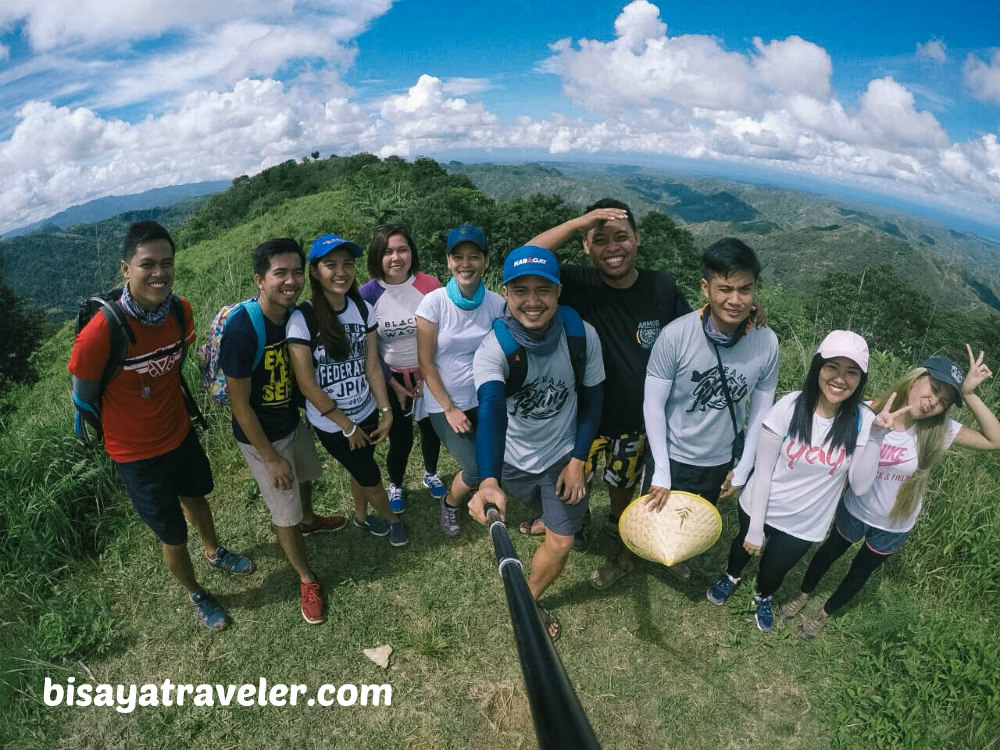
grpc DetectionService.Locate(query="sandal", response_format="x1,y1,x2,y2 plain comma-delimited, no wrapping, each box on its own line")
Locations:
537,604,561,643
518,518,546,536
589,558,634,590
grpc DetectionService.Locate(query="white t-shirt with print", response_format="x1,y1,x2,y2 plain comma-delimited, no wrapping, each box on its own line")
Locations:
414,287,505,413
740,391,876,542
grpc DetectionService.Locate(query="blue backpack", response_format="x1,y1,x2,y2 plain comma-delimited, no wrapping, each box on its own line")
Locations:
196,298,266,406
492,305,587,397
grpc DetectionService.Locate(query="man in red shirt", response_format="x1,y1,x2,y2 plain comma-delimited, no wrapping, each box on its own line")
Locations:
69,221,253,631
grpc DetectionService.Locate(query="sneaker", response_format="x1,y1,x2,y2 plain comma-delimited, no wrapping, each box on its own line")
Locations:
422,472,448,500
190,590,229,631
353,514,389,536
300,514,347,535
754,594,774,632
798,609,829,640
780,592,810,620
207,546,255,576
300,581,325,624
706,573,740,605
440,499,460,536
387,483,405,514
388,521,408,547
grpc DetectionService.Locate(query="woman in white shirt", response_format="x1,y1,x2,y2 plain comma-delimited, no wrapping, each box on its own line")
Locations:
780,345,1000,638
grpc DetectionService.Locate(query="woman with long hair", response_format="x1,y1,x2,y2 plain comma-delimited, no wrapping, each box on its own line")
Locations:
706,330,901,632
287,234,407,547
780,345,1000,638
359,224,447,514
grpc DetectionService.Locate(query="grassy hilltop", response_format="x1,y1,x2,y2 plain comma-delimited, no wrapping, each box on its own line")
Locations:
1,154,998,749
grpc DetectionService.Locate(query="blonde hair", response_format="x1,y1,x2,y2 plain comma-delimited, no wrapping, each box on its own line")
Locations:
872,367,951,521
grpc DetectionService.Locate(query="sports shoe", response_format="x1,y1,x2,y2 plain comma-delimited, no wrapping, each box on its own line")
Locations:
353,514,389,536
190,590,229,631
208,546,255,576
798,609,829,640
706,573,740,605
387,483,405,514
300,581,325,624
440,499,460,536
780,592,810,620
388,521,408,547
422,472,448,500
300,514,347,535
754,594,774,632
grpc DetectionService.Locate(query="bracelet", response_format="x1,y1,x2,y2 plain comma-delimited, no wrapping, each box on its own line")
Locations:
380,405,391,413
344,423,358,438
321,405,337,417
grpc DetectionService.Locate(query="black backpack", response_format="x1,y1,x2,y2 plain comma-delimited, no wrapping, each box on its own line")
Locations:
72,289,206,447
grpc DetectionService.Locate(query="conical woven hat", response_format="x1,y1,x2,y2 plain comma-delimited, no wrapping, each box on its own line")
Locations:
619,491,722,566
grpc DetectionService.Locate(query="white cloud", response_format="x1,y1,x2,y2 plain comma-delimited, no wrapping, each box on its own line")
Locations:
857,77,949,149
963,49,1000,105
441,77,492,96
916,39,947,63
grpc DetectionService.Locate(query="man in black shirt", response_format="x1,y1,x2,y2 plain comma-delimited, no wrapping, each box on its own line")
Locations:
528,199,691,588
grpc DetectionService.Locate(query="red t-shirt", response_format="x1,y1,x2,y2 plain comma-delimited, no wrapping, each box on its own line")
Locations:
68,298,196,462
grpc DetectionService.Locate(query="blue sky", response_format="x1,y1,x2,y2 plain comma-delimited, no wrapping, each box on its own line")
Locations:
0,0,998,234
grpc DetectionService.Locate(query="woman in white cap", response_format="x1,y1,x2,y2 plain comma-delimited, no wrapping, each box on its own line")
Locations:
706,330,903,632
781,345,1000,638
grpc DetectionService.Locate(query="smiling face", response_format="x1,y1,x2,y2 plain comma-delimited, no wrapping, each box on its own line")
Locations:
817,357,863,414
502,275,561,332
701,270,756,334
256,251,305,312
908,374,954,420
381,233,413,284
446,243,489,290
583,218,639,287
121,239,174,310
310,248,356,300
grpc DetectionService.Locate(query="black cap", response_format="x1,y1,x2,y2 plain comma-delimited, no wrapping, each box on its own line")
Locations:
920,355,964,407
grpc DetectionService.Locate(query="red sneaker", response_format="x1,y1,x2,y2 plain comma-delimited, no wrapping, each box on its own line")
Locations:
300,514,347,535
300,581,325,624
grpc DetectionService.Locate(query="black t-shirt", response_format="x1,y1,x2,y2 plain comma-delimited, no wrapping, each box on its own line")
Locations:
219,305,299,444
560,265,692,434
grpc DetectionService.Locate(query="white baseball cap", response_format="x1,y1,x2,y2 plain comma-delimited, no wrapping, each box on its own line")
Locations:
817,330,869,373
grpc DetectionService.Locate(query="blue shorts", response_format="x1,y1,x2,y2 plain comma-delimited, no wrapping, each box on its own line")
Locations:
114,428,214,546
834,498,910,555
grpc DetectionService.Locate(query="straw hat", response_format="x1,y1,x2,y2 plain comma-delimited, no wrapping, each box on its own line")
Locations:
619,491,722,566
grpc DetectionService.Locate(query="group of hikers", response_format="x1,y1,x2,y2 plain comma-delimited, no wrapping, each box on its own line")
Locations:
69,199,1000,641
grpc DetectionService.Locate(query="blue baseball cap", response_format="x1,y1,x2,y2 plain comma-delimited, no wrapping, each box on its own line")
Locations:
446,224,488,254
309,234,362,262
503,246,561,285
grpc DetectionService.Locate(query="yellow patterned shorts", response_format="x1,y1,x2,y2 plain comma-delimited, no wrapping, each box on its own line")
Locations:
585,432,647,489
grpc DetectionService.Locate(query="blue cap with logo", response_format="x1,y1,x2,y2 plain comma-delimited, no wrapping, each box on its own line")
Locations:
446,224,488,254
308,234,362,262
920,355,964,407
502,245,561,285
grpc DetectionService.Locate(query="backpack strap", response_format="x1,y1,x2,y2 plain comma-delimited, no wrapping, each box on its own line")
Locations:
494,307,588,399
241,298,267,371
560,305,587,394
92,293,134,390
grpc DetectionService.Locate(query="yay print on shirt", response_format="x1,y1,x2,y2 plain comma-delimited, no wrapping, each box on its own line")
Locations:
784,439,846,477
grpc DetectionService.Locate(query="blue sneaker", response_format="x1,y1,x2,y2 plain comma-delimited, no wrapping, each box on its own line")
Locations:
388,521,408,547
754,594,774,632
208,546,254,576
190,590,229,631
387,483,405,514
353,514,389,536
422,472,448,500
706,573,740,605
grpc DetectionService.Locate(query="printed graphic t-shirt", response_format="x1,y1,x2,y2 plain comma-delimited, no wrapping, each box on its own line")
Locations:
560,265,691,435
359,272,440,369
219,305,299,444
646,309,779,467
68,297,195,463
286,298,377,434
739,391,876,542
473,321,605,474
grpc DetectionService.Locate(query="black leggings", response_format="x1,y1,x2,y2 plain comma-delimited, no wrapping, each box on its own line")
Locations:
386,379,441,486
799,529,891,614
727,506,814,598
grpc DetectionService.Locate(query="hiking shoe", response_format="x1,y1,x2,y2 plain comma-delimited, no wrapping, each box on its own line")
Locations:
388,521,408,547
422,472,448,500
387,483,405,514
191,590,229,631
300,514,347,535
300,581,325,625
780,592,810,620
798,609,829,641
353,514,389,536
208,546,254,576
707,573,740,605
440,499,461,536
754,595,774,632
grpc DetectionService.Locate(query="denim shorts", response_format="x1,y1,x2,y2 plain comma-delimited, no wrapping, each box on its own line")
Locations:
834,498,910,554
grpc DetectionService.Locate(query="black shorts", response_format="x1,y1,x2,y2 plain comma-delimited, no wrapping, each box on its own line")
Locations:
640,451,731,506
114,428,214,545
314,411,382,487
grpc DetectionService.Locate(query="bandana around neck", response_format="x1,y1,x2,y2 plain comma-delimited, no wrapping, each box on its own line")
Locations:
120,283,175,327
501,305,564,357
700,304,750,348
446,277,485,310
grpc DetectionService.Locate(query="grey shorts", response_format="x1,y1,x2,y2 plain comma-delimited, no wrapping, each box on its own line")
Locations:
502,452,589,536
429,408,479,488
238,421,323,527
